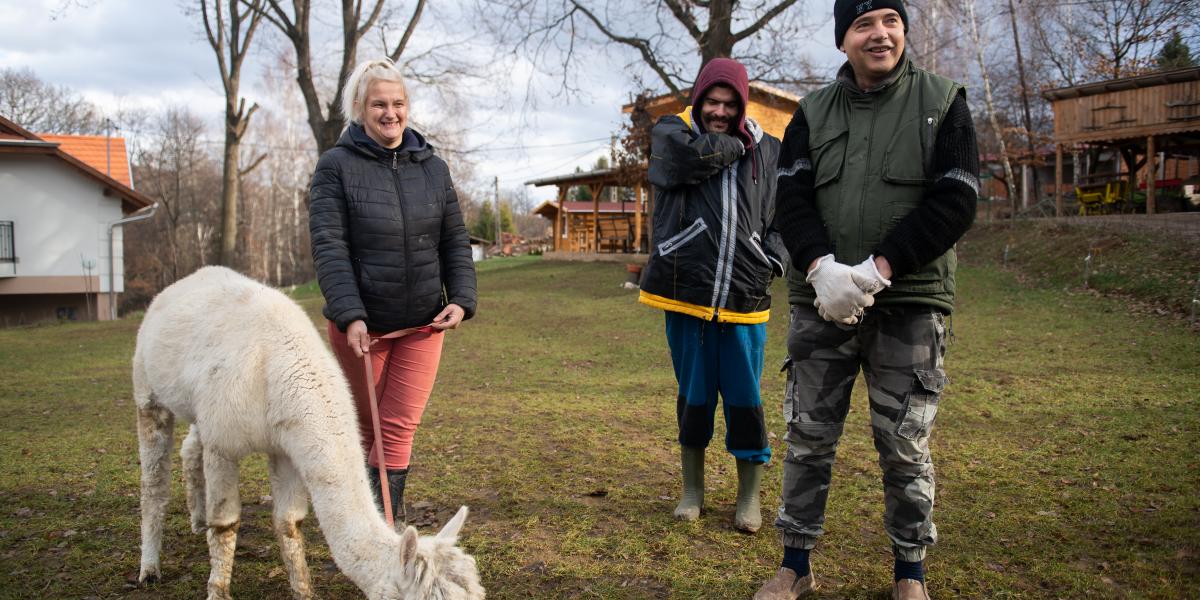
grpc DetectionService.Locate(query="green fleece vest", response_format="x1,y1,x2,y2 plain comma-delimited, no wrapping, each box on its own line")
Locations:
787,60,964,313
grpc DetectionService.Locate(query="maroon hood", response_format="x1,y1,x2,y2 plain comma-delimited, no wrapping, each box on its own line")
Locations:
691,57,752,147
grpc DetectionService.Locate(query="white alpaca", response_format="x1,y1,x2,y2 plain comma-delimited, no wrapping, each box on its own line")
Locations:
133,266,484,600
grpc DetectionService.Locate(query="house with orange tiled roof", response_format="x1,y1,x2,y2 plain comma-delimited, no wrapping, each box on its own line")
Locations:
0,115,155,324
37,134,134,188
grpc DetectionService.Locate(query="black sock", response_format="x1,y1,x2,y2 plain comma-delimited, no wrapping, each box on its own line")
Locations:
781,546,811,577
894,558,924,582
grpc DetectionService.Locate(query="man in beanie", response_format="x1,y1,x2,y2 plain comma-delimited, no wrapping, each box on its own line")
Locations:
754,1,978,599
638,57,785,534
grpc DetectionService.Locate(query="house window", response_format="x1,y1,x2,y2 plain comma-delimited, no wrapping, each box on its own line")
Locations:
0,221,13,264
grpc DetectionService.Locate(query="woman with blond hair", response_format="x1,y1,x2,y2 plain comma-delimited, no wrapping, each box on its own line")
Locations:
309,58,476,522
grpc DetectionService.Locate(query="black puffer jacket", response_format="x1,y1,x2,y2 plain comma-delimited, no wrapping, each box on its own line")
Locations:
309,124,476,332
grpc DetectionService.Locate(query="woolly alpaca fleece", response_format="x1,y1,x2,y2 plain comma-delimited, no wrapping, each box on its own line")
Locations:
133,266,484,600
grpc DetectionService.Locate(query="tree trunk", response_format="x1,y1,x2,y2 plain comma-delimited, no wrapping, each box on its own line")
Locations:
698,0,735,70
966,0,1018,212
1007,0,1039,208
218,118,241,267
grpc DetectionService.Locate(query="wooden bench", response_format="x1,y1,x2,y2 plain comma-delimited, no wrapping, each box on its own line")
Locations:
596,215,634,253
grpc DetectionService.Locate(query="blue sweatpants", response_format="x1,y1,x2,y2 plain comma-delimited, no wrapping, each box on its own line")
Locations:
665,311,771,464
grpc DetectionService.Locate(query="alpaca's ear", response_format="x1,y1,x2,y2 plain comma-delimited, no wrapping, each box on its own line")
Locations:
437,506,468,543
399,526,419,566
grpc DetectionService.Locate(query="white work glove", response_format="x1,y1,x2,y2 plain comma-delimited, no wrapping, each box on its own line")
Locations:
851,255,892,295
806,254,875,325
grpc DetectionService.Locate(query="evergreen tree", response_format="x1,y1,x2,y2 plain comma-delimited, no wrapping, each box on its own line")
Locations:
499,202,515,233
471,201,497,241
1157,32,1194,70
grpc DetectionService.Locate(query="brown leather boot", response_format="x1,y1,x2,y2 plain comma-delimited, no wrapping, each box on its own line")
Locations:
892,578,930,600
753,567,816,600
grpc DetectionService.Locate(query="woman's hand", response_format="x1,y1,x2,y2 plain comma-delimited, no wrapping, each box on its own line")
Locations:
430,303,465,330
347,320,372,358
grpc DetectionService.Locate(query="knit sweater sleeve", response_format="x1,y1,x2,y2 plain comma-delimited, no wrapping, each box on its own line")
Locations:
774,107,832,272
874,93,979,277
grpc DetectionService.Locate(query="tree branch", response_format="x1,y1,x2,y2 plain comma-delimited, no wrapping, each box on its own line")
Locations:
386,0,426,62
239,152,268,176
733,0,799,43
570,1,684,97
661,0,703,43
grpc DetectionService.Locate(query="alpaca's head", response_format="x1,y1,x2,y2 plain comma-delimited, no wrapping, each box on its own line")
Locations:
373,506,485,600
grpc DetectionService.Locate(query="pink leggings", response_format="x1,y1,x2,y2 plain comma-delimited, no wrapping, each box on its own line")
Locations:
328,321,444,470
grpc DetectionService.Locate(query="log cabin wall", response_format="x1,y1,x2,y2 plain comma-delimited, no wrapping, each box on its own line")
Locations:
1050,77,1200,144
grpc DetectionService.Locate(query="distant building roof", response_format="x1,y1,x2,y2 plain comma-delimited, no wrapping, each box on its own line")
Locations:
526,167,618,188
1041,66,1200,100
0,116,152,213
533,200,642,218
38,134,133,188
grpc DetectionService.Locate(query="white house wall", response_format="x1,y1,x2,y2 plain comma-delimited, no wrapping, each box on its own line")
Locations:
0,154,126,292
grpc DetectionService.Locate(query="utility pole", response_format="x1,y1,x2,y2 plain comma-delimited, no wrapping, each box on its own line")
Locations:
104,117,114,177
494,176,501,256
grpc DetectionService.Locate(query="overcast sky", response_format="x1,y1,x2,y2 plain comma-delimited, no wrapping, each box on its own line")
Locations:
1,0,843,204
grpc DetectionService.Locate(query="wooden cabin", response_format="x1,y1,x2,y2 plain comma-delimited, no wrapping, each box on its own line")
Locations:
526,167,650,255
1043,67,1200,216
528,83,801,258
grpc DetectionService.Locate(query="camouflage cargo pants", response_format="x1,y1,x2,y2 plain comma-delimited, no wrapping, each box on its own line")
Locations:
774,304,947,562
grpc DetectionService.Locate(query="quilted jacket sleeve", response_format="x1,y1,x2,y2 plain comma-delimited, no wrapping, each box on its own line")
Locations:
438,166,478,320
309,150,367,331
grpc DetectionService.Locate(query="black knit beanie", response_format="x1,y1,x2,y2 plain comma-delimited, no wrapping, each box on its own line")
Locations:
834,0,908,49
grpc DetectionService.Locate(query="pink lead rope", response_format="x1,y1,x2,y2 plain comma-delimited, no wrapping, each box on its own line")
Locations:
361,326,423,528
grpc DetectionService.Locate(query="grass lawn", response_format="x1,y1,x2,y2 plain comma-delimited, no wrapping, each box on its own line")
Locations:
0,252,1196,599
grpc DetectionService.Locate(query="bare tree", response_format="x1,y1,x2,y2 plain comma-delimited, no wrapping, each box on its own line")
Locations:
0,68,103,134
126,107,223,302
481,0,822,99
1026,0,1196,86
199,0,267,268
240,51,318,287
250,0,425,157
965,0,1018,207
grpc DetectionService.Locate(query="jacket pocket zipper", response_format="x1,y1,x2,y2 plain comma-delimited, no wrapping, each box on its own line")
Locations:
658,218,708,256
748,232,771,264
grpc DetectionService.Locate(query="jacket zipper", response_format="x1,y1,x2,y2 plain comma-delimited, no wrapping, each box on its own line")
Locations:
390,151,411,315
711,164,738,319
658,218,708,256
749,232,771,264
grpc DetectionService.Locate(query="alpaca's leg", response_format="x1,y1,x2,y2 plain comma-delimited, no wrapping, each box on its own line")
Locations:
137,402,175,584
203,448,241,600
268,454,314,600
181,425,206,534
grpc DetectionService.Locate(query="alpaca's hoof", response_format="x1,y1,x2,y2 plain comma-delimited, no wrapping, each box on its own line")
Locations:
191,518,205,534
138,565,160,584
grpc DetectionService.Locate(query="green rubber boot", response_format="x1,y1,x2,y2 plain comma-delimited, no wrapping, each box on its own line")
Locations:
734,459,764,533
673,446,704,521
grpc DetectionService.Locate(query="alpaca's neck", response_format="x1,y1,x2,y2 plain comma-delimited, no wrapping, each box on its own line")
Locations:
274,374,400,592
294,431,400,590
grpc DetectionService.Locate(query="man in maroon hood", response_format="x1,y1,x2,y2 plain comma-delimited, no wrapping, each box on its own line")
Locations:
638,57,786,534
690,58,754,145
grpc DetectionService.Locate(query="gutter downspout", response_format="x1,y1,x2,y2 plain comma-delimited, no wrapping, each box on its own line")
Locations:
107,203,157,320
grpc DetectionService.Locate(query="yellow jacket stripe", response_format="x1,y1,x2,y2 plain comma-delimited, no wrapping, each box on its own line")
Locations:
639,290,771,324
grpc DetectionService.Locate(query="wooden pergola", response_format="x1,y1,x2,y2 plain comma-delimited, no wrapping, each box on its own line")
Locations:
1044,67,1200,216
527,167,651,254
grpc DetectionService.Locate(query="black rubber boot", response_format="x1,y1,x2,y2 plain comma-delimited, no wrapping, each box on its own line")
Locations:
385,468,409,525
367,465,409,525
